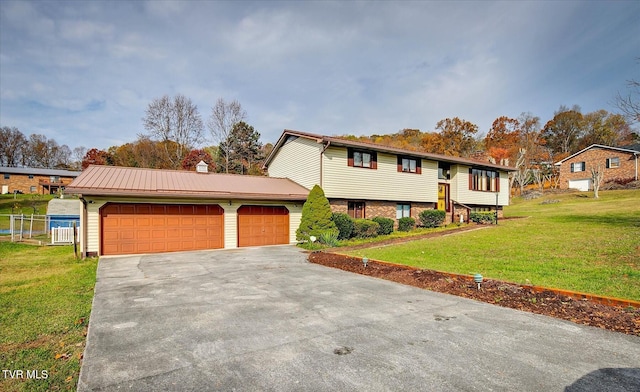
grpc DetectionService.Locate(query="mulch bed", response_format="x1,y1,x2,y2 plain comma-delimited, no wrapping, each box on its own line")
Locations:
308,252,640,336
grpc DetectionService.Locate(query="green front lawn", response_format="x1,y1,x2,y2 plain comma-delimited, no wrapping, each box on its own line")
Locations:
345,189,640,301
0,243,98,391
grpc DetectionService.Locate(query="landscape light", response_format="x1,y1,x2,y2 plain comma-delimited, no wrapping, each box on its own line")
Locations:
363,257,368,268
474,274,483,290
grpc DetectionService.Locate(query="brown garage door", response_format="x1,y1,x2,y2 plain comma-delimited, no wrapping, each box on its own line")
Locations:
101,203,224,255
237,205,289,247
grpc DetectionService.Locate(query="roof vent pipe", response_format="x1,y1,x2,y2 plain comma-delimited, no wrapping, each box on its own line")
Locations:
196,160,208,173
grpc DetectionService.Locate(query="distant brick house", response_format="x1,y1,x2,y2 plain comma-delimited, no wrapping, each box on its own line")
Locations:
554,144,640,191
0,166,81,195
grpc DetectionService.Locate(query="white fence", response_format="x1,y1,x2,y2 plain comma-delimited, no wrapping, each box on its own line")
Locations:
51,227,78,244
0,214,79,244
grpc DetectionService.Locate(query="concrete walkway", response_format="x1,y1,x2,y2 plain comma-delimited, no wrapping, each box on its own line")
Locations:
79,246,640,391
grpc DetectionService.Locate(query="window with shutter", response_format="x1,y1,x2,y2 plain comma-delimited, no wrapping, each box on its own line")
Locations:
348,148,377,169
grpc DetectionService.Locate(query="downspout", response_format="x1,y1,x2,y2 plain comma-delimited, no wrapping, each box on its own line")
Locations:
320,140,331,189
78,195,87,259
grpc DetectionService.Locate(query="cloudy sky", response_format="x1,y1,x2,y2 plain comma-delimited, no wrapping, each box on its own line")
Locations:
1,1,638,151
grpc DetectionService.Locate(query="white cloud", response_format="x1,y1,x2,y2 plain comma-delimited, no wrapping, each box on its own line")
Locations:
1,0,638,151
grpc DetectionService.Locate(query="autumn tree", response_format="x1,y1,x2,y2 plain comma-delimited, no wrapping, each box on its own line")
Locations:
208,98,246,173
0,126,27,166
218,121,263,175
143,94,204,169
541,105,585,155
82,148,112,169
108,137,179,169
181,149,215,171
22,134,72,169
485,116,521,164
427,117,479,157
580,110,634,148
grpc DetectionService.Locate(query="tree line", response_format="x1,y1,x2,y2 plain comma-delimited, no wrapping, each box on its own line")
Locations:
0,97,270,175
341,106,636,193
1,73,638,180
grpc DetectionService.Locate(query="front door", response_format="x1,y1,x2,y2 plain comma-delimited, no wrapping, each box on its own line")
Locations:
437,183,450,212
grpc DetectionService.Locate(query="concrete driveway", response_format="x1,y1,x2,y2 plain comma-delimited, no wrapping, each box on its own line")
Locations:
79,246,640,391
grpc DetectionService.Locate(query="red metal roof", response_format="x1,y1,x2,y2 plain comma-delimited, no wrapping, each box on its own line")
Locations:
66,165,309,200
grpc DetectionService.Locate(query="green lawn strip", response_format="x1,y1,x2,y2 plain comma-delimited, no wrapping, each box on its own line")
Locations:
0,243,97,391
0,194,53,215
345,190,640,301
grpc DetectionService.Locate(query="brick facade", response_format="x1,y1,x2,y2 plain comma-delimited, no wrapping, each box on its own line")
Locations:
557,146,639,190
330,198,444,226
1,171,79,194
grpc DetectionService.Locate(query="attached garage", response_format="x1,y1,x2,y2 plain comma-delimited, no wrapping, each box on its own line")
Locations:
237,205,289,247
568,179,591,191
101,203,223,255
65,165,309,257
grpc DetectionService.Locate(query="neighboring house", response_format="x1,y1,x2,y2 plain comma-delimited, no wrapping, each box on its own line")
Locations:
0,166,81,195
264,130,514,225
65,163,308,257
554,144,640,191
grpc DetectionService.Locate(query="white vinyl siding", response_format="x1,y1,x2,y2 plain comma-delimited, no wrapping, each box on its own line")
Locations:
322,146,437,202
267,136,321,190
452,165,509,206
85,200,105,255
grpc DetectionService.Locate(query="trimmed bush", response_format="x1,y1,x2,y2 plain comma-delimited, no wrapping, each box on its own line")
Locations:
331,212,355,240
353,219,380,238
470,212,497,224
397,217,416,232
372,216,394,235
419,209,446,228
296,185,338,242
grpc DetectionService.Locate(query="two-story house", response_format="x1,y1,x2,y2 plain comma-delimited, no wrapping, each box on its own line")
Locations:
264,130,514,224
1,166,81,195
554,144,640,191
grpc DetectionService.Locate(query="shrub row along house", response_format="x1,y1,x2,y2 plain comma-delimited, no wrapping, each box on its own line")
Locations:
66,130,514,257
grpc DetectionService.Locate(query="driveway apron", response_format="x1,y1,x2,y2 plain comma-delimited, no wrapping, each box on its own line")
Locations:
78,246,640,391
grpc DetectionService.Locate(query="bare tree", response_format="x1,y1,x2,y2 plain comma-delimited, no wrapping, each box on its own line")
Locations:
591,164,605,199
208,98,246,173
511,148,530,195
143,94,204,169
72,146,87,170
615,72,640,124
